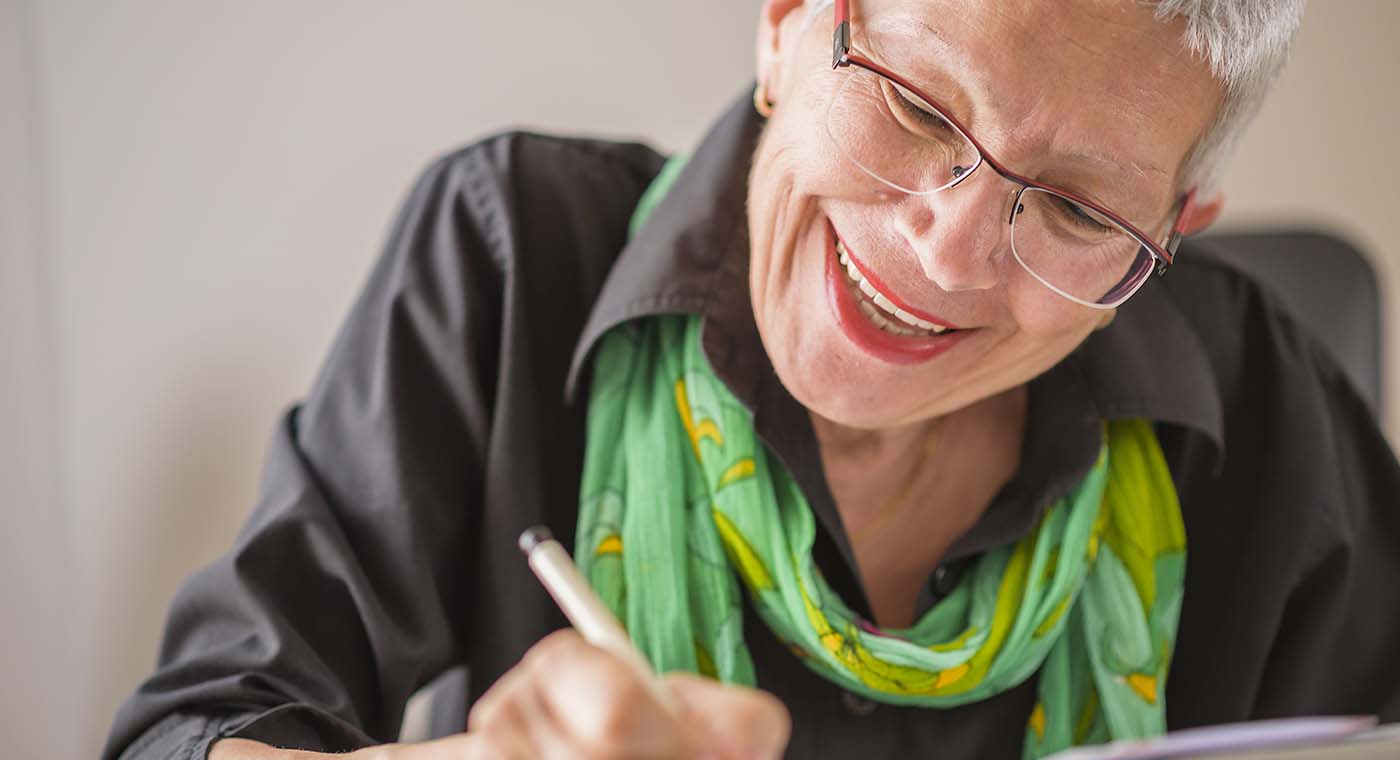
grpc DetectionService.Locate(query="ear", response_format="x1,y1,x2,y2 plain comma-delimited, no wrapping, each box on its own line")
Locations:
755,0,809,104
1176,190,1225,236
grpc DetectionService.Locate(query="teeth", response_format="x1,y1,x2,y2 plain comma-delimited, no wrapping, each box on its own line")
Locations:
871,291,897,314
859,298,918,336
834,238,954,337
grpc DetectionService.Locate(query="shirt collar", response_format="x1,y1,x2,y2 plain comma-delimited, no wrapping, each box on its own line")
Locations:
564,86,1224,459
564,88,761,402
1072,277,1224,455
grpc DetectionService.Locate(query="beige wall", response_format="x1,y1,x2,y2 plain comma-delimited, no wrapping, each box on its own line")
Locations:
2,1,1396,757
1217,0,1400,430
0,1,84,758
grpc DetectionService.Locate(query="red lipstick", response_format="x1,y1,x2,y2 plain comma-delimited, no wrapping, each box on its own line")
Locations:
823,222,971,365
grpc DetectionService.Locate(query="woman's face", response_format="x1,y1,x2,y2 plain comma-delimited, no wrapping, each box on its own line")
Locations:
747,0,1222,430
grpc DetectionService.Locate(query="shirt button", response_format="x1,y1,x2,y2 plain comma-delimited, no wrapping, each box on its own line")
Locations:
932,564,956,596
841,690,877,716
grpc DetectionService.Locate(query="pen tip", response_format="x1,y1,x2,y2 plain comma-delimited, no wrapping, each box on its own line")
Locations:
518,526,554,555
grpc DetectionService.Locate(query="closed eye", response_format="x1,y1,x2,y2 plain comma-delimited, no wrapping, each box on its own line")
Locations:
1049,194,1116,235
884,80,957,138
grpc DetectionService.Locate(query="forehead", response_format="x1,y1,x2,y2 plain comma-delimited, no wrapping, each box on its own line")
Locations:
855,0,1223,208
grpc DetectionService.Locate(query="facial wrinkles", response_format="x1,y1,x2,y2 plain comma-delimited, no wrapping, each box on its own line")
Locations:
745,0,1227,433
752,112,849,371
1010,5,1214,217
862,15,976,118
749,142,803,302
837,6,1143,323
835,163,1021,325
875,0,1185,224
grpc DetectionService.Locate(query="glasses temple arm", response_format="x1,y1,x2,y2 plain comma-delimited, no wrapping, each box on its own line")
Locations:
833,0,852,68
1158,188,1198,273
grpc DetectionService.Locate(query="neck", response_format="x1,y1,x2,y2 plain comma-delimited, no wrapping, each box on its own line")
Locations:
809,386,1027,484
811,385,1029,554
810,386,1030,627
808,414,934,473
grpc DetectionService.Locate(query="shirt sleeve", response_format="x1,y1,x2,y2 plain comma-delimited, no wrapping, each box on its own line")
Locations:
102,146,504,759
1250,343,1400,722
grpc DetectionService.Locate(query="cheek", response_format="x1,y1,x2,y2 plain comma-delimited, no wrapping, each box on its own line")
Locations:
746,118,850,308
1004,278,1105,356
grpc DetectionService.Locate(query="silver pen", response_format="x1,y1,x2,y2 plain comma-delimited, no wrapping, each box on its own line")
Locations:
518,526,680,715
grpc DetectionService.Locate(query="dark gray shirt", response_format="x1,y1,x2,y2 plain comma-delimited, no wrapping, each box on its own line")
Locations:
104,91,1400,760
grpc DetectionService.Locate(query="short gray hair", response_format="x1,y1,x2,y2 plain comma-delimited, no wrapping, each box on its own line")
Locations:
800,0,1305,196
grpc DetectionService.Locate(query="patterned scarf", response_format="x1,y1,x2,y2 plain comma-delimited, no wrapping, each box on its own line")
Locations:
576,157,1185,758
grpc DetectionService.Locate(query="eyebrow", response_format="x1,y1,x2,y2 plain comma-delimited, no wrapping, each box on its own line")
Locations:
1057,148,1172,219
1069,150,1168,181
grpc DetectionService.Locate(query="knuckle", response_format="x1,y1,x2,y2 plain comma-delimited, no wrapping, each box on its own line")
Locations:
466,690,494,730
466,692,502,733
521,632,677,757
468,667,527,732
468,703,537,760
524,629,589,674
552,639,635,694
577,674,661,752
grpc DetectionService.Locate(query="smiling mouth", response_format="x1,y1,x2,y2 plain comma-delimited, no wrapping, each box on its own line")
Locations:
834,237,961,338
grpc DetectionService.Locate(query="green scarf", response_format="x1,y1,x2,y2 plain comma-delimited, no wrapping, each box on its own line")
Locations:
576,157,1186,759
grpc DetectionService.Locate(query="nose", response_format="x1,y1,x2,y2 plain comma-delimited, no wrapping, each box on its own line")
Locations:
893,170,1013,293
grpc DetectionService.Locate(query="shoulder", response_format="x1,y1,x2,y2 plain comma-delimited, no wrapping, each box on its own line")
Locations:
367,130,668,341
374,131,667,295
1158,240,1400,720
410,130,668,256
1157,235,1391,552
313,130,669,420
1153,235,1372,433
419,129,666,189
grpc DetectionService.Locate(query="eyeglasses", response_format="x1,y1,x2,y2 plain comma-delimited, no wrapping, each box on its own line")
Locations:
828,0,1196,309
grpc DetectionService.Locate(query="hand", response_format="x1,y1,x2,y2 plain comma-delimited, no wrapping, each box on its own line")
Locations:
461,629,790,759
209,629,789,760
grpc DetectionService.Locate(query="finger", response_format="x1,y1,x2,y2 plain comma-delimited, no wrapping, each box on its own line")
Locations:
525,629,683,758
468,659,579,759
666,674,791,760
475,630,585,728
504,656,581,760
464,668,538,759
466,662,530,735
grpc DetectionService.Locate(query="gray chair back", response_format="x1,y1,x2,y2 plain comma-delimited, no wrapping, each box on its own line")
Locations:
1198,229,1383,414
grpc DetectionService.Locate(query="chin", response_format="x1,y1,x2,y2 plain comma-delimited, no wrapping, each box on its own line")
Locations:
805,366,947,430
762,308,937,430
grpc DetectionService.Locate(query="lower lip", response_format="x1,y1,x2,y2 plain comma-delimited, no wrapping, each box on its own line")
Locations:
823,222,971,366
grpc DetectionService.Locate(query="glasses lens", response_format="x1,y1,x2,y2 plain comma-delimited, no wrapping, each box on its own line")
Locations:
1010,188,1155,306
826,65,981,195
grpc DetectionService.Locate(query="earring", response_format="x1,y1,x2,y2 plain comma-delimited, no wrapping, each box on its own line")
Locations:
753,81,775,118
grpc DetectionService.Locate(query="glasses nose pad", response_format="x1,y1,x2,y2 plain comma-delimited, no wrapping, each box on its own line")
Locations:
1006,185,1029,226
943,159,981,192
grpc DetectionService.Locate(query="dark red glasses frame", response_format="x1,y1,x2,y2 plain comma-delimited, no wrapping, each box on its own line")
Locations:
831,0,1195,287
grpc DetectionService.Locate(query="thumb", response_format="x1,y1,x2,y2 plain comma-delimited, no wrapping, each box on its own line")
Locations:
665,673,791,760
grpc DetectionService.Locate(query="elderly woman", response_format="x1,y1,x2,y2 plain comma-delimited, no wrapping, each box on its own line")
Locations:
104,0,1400,758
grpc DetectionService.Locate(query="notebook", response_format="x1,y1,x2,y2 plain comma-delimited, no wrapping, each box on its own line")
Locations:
1045,717,1400,759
